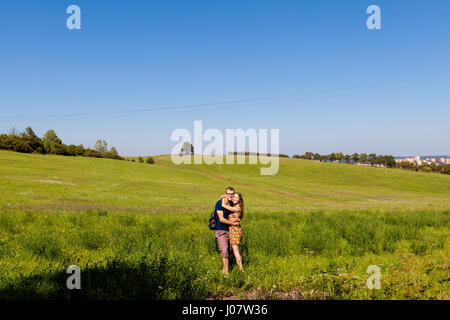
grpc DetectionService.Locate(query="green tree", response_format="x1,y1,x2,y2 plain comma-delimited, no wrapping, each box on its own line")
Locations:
22,126,45,154
304,152,314,160
180,142,194,155
103,147,121,160
344,154,351,163
66,144,78,156
138,156,144,163
368,153,377,166
146,156,154,164
25,126,37,138
42,130,63,154
75,144,85,156
442,165,450,175
360,153,368,164
9,127,18,136
93,139,108,153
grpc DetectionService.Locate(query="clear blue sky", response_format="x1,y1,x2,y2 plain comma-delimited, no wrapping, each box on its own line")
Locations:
1,0,449,156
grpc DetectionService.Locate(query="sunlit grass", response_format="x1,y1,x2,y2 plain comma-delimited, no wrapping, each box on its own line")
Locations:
0,150,449,299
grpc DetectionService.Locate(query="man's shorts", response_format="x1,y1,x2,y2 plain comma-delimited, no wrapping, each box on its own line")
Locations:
215,230,230,258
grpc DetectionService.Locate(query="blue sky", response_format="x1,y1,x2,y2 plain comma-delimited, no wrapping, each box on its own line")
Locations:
0,0,449,156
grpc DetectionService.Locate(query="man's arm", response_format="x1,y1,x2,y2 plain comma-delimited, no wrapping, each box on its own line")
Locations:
217,210,239,226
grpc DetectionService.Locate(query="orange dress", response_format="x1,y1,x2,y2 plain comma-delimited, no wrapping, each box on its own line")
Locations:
229,212,242,246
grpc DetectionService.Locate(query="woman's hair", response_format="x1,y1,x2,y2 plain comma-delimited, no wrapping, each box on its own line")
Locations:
235,192,244,219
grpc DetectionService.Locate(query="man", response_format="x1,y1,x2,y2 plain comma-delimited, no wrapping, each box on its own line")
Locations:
214,186,240,275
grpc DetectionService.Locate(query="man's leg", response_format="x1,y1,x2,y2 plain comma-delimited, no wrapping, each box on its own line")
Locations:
221,257,229,275
216,230,230,275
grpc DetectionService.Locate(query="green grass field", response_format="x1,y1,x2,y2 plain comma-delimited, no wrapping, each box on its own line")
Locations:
0,150,449,299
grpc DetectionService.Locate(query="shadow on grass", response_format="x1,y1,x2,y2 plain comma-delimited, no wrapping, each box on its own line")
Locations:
0,255,207,300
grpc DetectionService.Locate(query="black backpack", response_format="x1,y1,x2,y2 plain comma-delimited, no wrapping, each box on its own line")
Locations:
208,211,216,230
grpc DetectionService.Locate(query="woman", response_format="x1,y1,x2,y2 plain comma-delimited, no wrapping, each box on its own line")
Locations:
221,192,244,272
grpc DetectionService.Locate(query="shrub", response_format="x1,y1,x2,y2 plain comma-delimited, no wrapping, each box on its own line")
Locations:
84,149,103,158
146,157,154,164
104,147,122,160
443,165,450,175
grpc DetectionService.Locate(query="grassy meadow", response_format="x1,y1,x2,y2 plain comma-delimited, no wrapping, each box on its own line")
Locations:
0,150,449,299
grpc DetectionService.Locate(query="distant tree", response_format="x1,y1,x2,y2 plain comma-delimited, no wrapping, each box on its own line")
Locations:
138,156,144,163
368,153,377,166
75,144,85,156
24,126,37,138
146,156,154,164
442,165,450,175
351,153,360,164
329,153,337,162
66,144,78,156
180,142,194,155
430,163,440,173
384,155,396,168
304,152,314,160
360,153,368,164
93,139,108,153
22,126,45,154
344,154,351,164
104,147,121,160
42,129,63,154
0,134,32,153
9,127,18,136
418,163,432,173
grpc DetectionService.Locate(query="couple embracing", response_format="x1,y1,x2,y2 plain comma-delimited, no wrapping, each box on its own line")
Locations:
214,186,244,275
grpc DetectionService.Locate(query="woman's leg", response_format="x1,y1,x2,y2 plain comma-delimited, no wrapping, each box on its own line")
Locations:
231,245,244,272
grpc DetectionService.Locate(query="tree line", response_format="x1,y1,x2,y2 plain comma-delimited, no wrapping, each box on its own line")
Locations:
292,152,450,175
293,152,396,167
0,127,123,160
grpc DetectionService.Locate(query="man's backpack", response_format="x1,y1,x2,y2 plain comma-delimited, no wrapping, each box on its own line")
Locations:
208,211,216,230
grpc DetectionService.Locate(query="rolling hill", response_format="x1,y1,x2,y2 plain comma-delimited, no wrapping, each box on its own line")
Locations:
1,150,449,213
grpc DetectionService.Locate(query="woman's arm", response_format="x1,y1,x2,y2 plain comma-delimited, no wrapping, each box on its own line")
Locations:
221,198,240,213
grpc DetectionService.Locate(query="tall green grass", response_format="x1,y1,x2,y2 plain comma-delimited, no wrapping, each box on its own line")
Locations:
0,208,448,299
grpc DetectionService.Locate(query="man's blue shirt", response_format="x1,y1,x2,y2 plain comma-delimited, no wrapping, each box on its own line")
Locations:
214,199,233,231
